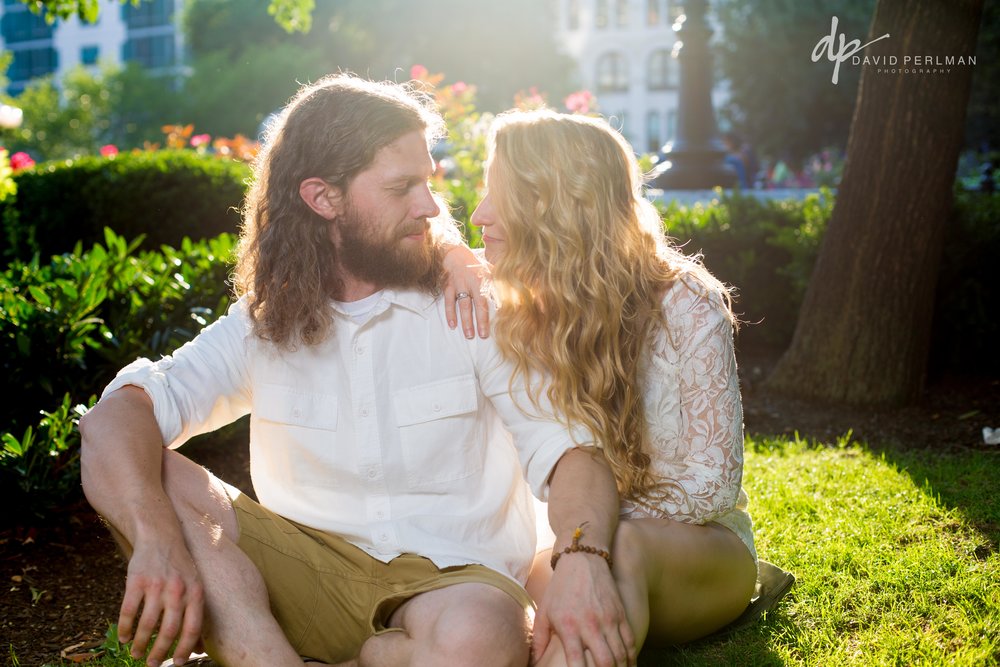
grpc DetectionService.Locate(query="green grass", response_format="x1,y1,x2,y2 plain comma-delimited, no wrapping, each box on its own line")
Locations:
22,434,1000,666
641,434,1000,666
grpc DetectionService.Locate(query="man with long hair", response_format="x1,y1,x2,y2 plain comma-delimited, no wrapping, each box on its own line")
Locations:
79,75,629,667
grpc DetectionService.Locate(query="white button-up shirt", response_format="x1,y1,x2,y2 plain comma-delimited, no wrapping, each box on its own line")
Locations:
101,289,591,583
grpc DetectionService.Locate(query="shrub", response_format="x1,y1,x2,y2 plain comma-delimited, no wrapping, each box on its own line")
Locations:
2,150,249,261
658,189,833,348
0,393,94,517
0,229,236,512
1,228,236,439
930,190,1000,376
657,189,998,375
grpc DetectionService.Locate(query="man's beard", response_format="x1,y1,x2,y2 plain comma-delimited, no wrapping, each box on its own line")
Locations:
337,202,441,290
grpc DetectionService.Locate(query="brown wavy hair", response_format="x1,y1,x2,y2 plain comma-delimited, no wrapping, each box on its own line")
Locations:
487,110,733,502
233,74,446,348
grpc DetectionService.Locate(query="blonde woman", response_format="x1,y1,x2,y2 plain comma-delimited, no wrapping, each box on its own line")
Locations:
469,110,785,666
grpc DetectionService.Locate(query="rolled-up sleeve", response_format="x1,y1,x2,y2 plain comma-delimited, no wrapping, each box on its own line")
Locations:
474,343,594,500
99,299,254,448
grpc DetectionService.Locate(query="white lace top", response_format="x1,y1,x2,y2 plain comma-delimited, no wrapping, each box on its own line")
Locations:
620,273,756,562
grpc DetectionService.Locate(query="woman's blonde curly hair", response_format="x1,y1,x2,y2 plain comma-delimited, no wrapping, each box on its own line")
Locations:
487,110,733,502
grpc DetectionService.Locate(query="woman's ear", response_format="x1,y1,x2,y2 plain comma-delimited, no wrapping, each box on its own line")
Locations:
299,177,344,220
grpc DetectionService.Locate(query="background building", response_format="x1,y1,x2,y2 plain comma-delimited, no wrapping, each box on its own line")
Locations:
554,0,683,153
0,0,732,158
0,0,185,94
554,0,729,155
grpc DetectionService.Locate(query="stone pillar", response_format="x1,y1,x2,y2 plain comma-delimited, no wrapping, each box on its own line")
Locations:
651,0,737,189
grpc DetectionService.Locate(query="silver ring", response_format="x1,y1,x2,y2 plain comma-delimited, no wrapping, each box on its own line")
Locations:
456,291,472,300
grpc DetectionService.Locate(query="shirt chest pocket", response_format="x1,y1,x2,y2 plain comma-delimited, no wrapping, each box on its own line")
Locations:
253,383,341,487
392,375,482,488
255,384,339,429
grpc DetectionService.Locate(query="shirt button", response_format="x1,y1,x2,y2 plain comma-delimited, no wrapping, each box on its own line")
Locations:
360,408,370,417
356,346,364,356
379,533,388,541
376,511,385,519
367,469,377,479
432,403,442,412
291,408,302,418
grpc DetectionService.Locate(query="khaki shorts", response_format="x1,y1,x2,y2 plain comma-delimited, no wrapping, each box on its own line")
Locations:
231,493,534,663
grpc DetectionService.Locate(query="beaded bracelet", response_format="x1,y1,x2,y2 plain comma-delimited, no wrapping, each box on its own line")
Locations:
550,523,613,570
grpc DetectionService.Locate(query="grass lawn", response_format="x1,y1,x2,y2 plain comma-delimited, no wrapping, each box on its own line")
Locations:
26,434,1000,666
641,434,1000,666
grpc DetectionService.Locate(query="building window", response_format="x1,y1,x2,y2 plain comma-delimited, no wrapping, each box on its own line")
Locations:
1,9,54,43
646,0,660,25
123,35,176,69
8,47,58,83
646,110,662,152
81,45,100,65
123,0,174,29
647,49,673,90
596,52,629,92
567,0,580,29
667,109,678,142
615,0,628,27
595,0,609,28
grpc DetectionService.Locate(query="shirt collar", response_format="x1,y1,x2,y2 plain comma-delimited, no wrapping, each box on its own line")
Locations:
384,288,438,318
329,288,438,320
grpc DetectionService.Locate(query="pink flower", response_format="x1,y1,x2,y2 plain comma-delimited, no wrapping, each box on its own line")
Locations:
191,134,211,148
9,151,35,171
565,90,595,114
100,144,119,157
450,81,468,95
410,64,429,80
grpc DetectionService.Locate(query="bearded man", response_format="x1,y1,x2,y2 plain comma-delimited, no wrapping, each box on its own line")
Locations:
80,75,631,667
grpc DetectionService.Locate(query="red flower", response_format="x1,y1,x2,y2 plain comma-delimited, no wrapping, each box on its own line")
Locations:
100,144,119,157
10,151,35,171
191,134,211,148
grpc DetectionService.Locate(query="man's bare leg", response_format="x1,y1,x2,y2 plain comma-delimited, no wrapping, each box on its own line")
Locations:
152,448,307,666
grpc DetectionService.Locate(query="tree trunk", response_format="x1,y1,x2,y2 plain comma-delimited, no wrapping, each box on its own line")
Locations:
765,0,984,406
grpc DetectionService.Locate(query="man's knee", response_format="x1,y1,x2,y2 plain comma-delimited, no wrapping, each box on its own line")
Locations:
160,448,239,538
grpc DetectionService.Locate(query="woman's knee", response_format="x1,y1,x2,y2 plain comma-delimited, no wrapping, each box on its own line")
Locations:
611,519,649,580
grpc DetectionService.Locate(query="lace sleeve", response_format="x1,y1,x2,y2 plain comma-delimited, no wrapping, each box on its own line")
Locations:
651,281,744,523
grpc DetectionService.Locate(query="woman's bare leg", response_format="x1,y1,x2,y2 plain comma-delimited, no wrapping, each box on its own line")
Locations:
531,518,756,664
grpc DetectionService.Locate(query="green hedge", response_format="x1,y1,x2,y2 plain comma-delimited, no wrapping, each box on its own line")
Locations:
2,150,250,261
659,190,832,348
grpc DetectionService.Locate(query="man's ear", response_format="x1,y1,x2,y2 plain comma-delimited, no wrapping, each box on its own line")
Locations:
299,177,344,220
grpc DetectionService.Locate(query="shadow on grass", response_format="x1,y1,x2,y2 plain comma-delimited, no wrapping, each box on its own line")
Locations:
877,443,1000,555
639,610,793,666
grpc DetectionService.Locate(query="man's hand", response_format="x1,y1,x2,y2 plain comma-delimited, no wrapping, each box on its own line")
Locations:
532,552,636,667
442,244,491,339
119,538,204,667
